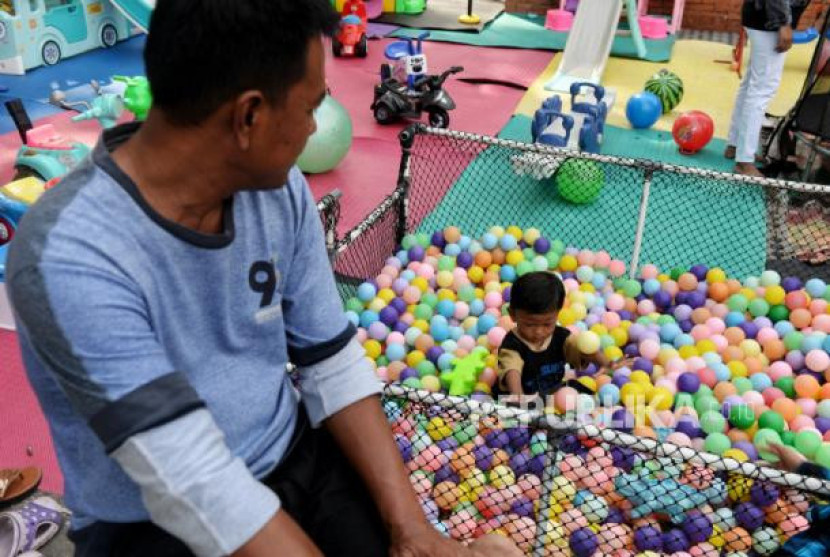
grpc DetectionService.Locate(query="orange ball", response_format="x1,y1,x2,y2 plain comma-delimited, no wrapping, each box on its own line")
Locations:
492,449,510,468
709,282,729,302
726,279,743,295
714,382,738,402
474,251,493,269
765,499,792,523
795,374,821,400
451,444,476,474
820,383,830,400
724,527,752,552
763,339,786,361
678,273,699,291
791,308,812,329
771,398,800,423
692,308,712,324
491,248,506,265
727,429,750,444
744,357,764,376
722,346,745,363
624,297,638,313
724,327,746,345
426,246,442,257
633,425,656,439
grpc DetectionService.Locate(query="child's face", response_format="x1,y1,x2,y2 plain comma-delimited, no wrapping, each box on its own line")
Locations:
511,309,559,345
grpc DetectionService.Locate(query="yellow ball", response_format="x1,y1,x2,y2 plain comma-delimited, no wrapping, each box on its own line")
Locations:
523,228,541,245
468,266,485,284
678,345,699,359
723,448,749,462
697,339,717,354
378,288,396,303
577,377,597,393
579,283,596,293
621,382,646,408
571,303,587,320
368,298,387,313
506,250,524,266
589,324,609,336
474,287,486,299
611,328,629,347
462,467,488,491
740,339,762,358
489,226,505,238
728,476,753,502
506,226,523,240
407,350,426,367
364,340,382,360
411,276,429,293
649,387,674,411
710,525,725,548
739,287,756,300
765,285,786,306
605,345,624,362
436,271,454,289
706,268,727,283
658,347,678,365
437,289,456,301
489,465,516,489
550,476,575,502
558,308,578,326
657,274,670,282
728,360,748,378
426,417,452,441
576,331,601,354
412,319,430,333
560,254,578,272
630,370,652,385
540,520,568,548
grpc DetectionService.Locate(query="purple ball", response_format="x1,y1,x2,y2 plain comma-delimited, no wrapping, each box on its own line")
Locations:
687,291,706,309
434,466,459,484
577,363,598,377
751,481,780,508
570,528,598,557
653,290,673,309
612,375,630,389
395,434,412,462
732,441,758,461
676,291,690,306
633,358,654,374
437,437,458,452
562,271,576,280
624,343,640,357
473,444,494,471
677,373,701,394
503,286,511,303
739,321,759,339
815,417,830,434
612,409,634,432
528,454,545,476
679,319,693,333
390,297,407,314
605,507,625,524
393,321,409,334
511,496,534,518
408,245,425,262
484,429,510,450
690,264,708,281
610,446,636,471
754,316,773,329
534,237,551,254
782,276,802,292
561,434,581,454
400,367,419,381
634,526,663,552
786,350,805,370
674,304,693,321
736,501,765,531
379,306,400,326
510,451,531,476
675,417,702,439
426,346,444,363
456,252,473,269
662,529,690,553
618,310,634,321
682,510,712,544
431,231,446,249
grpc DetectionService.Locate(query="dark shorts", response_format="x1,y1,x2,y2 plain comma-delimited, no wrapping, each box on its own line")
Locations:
69,411,389,557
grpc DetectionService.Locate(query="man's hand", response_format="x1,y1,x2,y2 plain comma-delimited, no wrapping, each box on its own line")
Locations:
765,442,807,472
777,25,793,53
391,525,523,557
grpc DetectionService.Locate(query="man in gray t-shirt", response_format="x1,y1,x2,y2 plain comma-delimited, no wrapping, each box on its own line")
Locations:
7,1,519,556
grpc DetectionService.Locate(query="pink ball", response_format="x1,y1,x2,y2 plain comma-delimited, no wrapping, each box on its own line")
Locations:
640,339,660,360
408,262,422,273
563,278,580,292
666,432,692,447
711,304,729,319
705,317,726,334
763,387,786,406
577,249,596,266
487,327,507,348
672,553,692,557
797,398,817,418
586,447,613,469
356,328,368,343
457,335,477,352
607,294,626,312
689,543,719,557
376,367,388,381
666,357,687,375
805,350,830,372
811,299,829,316
655,378,678,394
691,325,712,342
414,444,444,471
756,327,779,344
517,474,542,500
686,357,706,372
769,361,794,381
403,286,421,304
790,415,815,432
641,264,659,280
691,438,705,452
663,280,680,297
454,302,470,320
779,514,810,538
387,332,406,345
698,368,718,388
560,508,589,533
710,334,728,351
418,265,435,280
594,251,612,268
602,312,621,329
560,454,588,483
637,299,656,315
376,274,393,289
608,259,626,277
399,312,414,325
743,390,765,409
381,264,400,277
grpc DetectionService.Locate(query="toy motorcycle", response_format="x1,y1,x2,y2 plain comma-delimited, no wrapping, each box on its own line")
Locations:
372,65,464,128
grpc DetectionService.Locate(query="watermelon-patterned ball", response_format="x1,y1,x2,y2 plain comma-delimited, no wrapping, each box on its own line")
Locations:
645,69,684,114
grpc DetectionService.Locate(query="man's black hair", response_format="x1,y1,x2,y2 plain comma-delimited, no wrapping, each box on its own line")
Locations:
144,0,339,125
509,272,566,314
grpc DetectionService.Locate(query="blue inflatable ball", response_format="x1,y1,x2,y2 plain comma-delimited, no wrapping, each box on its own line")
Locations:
626,92,662,129
297,94,353,173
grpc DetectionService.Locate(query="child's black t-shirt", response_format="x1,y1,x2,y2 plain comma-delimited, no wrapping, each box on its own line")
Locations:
497,327,572,396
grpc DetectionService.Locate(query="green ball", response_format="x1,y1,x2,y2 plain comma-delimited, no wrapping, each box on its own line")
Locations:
815,443,830,468
733,377,753,395
416,233,430,248
729,404,756,430
421,293,439,308
516,261,534,276
780,430,796,447
748,298,770,317
754,428,783,461
414,303,433,320
694,384,714,400
695,396,720,416
376,356,389,367
522,248,536,261
769,304,790,323
670,267,685,280
453,422,477,444
784,332,803,351
701,410,727,434
775,376,795,399
555,159,604,205
795,430,823,459
401,235,418,250
402,377,422,389
438,256,456,272
346,297,364,313
623,280,642,298
674,392,695,410
546,251,560,269
297,94,353,173
657,314,675,326
458,285,476,302
551,239,565,253
727,294,749,312
704,432,732,455
416,360,437,377
758,411,786,434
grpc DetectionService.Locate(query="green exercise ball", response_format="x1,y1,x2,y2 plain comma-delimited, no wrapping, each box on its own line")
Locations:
297,94,353,174
555,159,604,205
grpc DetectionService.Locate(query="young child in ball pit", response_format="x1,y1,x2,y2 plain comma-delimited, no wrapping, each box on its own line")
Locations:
496,271,611,406
764,443,830,556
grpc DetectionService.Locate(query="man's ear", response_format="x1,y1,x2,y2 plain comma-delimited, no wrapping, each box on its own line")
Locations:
232,91,266,151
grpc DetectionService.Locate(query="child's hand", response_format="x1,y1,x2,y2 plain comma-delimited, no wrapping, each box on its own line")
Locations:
765,443,807,472
499,393,541,408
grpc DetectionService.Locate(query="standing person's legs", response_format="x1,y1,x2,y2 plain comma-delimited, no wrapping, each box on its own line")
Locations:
727,30,753,157
734,28,787,172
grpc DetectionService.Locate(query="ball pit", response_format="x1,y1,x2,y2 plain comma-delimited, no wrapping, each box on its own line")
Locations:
351,226,829,552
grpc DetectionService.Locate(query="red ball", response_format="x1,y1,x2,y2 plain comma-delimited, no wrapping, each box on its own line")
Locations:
672,110,714,155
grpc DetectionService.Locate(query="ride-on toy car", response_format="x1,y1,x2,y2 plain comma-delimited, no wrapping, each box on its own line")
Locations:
333,0,368,57
371,33,463,128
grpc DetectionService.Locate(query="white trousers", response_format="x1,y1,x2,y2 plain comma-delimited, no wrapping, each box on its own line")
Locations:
727,28,788,163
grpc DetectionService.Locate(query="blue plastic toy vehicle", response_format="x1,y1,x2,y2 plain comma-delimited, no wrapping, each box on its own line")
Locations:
531,82,611,154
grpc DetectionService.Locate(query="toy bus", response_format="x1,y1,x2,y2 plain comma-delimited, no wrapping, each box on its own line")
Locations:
0,0,132,74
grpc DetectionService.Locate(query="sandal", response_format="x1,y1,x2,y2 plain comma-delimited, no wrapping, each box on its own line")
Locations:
0,470,41,507
0,497,67,557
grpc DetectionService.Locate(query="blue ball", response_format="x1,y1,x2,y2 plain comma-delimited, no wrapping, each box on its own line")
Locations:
431,323,450,342
437,353,455,371
458,235,472,250
824,335,830,353
643,278,661,296
750,373,773,392
625,91,662,129
359,310,379,328
481,233,498,250
806,278,827,298
469,299,485,316
445,243,461,257
478,313,498,334
345,310,360,326
450,326,465,341
673,333,695,348
774,320,795,337
500,234,518,251
803,333,826,353
357,282,377,302
500,265,517,283
598,383,620,406
725,311,745,327
385,343,407,362
713,363,731,382
436,299,455,318
659,323,681,343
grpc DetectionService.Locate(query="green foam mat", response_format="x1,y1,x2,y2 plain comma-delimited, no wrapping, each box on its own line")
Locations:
388,13,677,63
416,116,767,278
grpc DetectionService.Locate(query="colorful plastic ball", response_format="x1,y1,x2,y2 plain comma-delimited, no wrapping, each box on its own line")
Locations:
754,429,783,461
806,349,830,372
626,91,663,129
634,525,664,552
556,159,605,205
570,527,599,557
751,526,780,556
729,404,756,430
704,432,731,455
